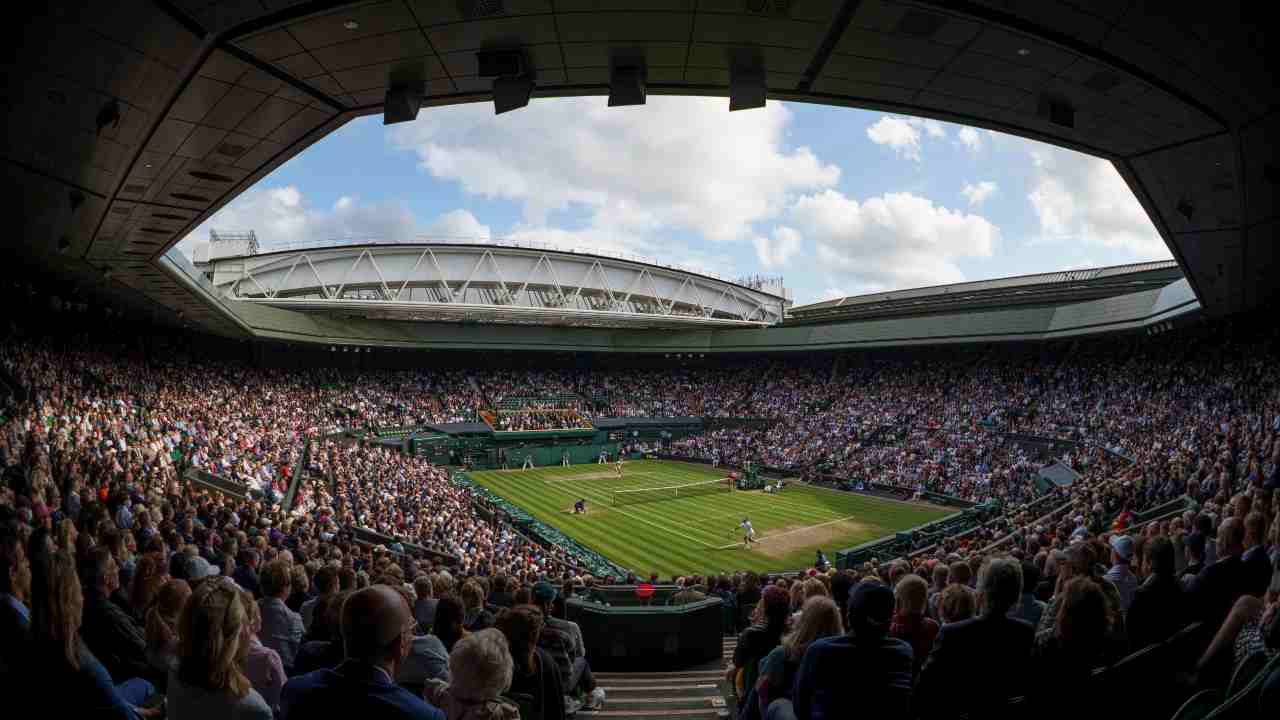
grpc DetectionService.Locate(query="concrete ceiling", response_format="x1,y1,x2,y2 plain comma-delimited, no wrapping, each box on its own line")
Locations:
4,1,1276,337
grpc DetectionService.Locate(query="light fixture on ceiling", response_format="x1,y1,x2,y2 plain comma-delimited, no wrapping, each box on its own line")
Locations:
728,48,766,111
609,64,647,107
343,20,360,30
144,163,152,168
1017,48,1031,56
383,84,424,125
493,75,533,114
478,49,533,114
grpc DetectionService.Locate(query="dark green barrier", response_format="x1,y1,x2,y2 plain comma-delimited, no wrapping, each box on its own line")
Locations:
500,442,620,468
565,597,723,671
184,468,250,502
584,585,680,606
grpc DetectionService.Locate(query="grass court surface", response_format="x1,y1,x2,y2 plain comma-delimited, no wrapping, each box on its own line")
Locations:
465,459,952,576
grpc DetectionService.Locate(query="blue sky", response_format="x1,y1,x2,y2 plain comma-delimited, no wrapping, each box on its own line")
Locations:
185,97,1170,305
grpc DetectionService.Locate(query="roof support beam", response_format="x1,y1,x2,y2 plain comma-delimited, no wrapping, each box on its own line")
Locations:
796,1,862,92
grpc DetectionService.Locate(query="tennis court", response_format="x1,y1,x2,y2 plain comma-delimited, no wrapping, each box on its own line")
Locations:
465,459,952,576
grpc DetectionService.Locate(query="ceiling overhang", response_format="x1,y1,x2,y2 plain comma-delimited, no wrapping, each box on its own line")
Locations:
5,1,1277,340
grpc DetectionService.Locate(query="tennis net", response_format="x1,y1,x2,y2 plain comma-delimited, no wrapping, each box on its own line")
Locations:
612,478,730,507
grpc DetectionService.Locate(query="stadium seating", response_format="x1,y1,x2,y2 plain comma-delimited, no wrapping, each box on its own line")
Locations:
2,284,1278,720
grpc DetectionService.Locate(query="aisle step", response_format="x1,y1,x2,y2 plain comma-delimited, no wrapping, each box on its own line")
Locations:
597,669,726,676
601,683,718,694
595,672,725,682
576,710,720,718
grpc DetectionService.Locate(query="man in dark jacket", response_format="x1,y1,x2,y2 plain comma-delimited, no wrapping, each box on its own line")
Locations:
1181,532,1206,586
1190,517,1248,628
233,548,262,598
792,582,913,720
1241,511,1274,598
281,586,444,720
79,546,154,685
915,557,1034,719
0,530,31,676
1127,536,1187,648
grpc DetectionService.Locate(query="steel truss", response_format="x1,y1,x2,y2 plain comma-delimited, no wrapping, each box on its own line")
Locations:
203,244,789,328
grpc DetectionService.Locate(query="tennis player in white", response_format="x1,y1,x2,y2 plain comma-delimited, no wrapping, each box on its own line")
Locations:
740,517,758,548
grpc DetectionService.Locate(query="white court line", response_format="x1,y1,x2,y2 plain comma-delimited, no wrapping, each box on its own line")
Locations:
712,513,862,550
541,471,659,484
606,503,723,549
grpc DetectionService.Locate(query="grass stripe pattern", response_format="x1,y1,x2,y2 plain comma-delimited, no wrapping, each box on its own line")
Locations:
466,460,951,577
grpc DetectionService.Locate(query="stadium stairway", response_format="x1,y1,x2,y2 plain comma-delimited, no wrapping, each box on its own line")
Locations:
577,636,737,720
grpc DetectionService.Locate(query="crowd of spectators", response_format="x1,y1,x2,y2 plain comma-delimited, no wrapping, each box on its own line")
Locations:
722,501,1279,719
491,409,592,432
2,284,1279,718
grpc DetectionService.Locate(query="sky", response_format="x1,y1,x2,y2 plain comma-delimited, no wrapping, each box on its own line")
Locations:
182,96,1171,305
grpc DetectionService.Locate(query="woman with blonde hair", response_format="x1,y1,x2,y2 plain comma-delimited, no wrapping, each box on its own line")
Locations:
889,574,939,677
145,578,191,680
56,517,78,553
238,588,286,714
423,628,520,720
29,550,160,718
743,595,844,720
168,576,272,720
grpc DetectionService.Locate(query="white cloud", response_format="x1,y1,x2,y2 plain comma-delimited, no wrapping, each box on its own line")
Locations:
388,96,838,247
1026,149,1170,258
957,127,982,152
866,116,922,161
961,180,998,206
180,185,489,256
820,287,847,302
789,189,999,293
752,226,803,269
908,117,946,138
423,208,491,240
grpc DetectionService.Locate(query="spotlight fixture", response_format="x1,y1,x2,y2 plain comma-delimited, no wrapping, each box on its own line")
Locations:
1037,94,1075,128
728,48,766,111
608,63,646,107
383,83,424,125
493,75,533,114
478,49,533,114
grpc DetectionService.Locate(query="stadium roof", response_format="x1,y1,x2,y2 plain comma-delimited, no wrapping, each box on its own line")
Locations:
5,2,1276,341
196,239,791,328
788,260,1184,324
